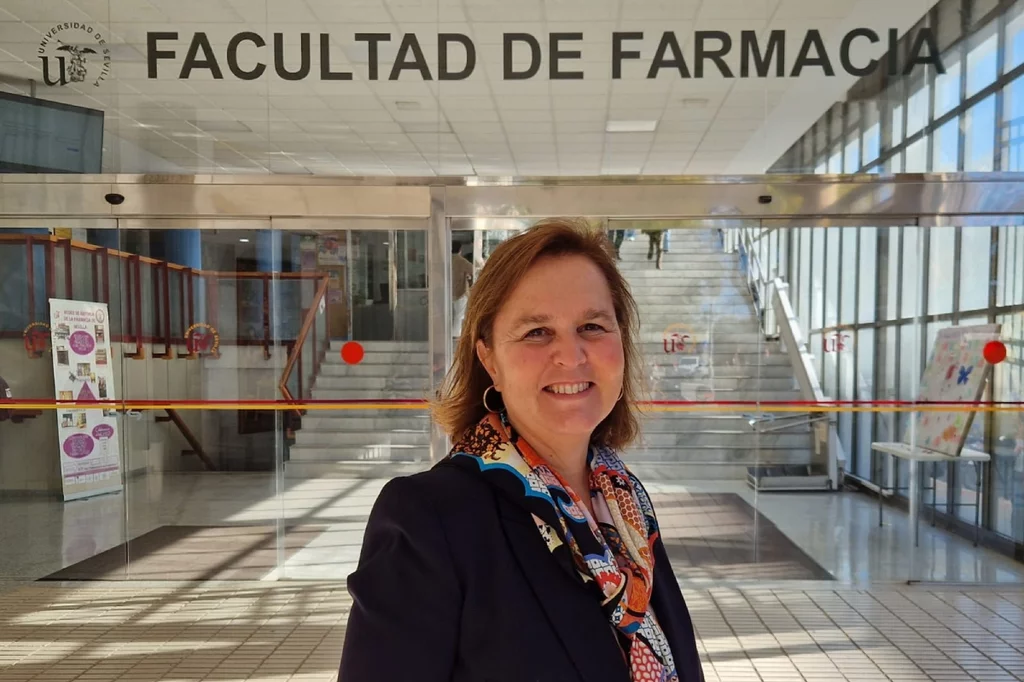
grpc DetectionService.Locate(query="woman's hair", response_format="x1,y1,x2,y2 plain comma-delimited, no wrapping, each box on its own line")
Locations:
432,217,644,451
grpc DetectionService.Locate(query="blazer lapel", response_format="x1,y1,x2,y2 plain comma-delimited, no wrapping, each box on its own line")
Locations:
495,494,631,682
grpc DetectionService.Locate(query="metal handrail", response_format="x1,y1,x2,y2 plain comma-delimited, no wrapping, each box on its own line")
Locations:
277,275,331,417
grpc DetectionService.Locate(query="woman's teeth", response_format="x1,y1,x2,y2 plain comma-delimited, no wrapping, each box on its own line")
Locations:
546,382,591,395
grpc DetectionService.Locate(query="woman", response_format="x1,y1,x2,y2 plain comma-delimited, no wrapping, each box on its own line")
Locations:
340,219,703,682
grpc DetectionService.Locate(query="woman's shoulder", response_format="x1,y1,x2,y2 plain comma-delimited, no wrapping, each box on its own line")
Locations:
370,459,497,524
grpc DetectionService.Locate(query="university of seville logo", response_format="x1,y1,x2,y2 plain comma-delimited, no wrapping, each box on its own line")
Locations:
38,22,111,87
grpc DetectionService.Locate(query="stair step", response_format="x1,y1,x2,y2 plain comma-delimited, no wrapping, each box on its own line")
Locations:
314,376,431,391
300,416,430,430
322,352,429,366
622,447,813,465
328,340,427,352
643,377,799,392
311,389,432,400
318,364,430,378
294,431,429,447
285,460,433,478
288,444,430,462
633,432,812,447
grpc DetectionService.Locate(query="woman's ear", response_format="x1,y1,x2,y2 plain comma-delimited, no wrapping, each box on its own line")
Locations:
476,339,500,390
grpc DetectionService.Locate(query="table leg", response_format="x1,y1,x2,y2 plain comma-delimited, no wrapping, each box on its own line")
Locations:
909,458,920,548
974,461,982,547
878,453,885,528
931,461,937,527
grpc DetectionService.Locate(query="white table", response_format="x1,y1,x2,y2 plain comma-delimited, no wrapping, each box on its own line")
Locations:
870,442,991,547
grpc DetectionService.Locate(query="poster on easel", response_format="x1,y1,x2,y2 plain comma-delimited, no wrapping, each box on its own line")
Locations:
904,323,1002,456
49,299,123,501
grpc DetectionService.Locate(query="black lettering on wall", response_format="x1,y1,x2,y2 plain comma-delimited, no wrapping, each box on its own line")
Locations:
438,33,475,80
274,33,310,80
147,32,177,79
695,31,733,78
390,33,432,80
612,32,643,79
840,28,879,76
320,34,352,80
791,30,834,77
550,32,583,79
227,32,266,80
504,33,541,79
740,30,784,77
180,32,223,79
904,27,945,75
647,32,690,78
887,28,899,76
355,33,391,80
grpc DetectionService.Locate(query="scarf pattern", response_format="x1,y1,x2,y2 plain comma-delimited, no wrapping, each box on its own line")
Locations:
446,412,679,682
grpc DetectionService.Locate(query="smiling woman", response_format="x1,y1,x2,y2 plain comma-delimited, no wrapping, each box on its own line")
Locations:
340,219,705,682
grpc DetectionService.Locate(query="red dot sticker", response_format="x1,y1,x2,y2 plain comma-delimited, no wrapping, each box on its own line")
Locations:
341,341,364,365
983,341,1007,365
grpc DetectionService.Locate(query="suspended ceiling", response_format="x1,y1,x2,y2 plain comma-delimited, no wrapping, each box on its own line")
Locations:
0,0,939,176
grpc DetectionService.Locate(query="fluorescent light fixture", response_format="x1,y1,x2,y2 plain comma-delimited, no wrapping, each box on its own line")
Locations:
239,238,250,243
605,120,658,133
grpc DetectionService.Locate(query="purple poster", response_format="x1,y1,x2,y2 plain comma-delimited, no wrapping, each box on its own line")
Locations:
69,331,95,356
63,434,95,459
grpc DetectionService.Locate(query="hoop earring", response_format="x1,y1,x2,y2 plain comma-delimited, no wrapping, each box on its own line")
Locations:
483,385,502,413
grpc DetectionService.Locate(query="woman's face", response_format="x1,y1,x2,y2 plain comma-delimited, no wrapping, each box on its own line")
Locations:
477,254,625,444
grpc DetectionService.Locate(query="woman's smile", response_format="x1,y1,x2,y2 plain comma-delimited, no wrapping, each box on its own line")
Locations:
543,381,595,397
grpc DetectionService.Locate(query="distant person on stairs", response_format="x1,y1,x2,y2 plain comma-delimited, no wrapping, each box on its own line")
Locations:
451,241,474,339
644,228,664,269
607,229,625,260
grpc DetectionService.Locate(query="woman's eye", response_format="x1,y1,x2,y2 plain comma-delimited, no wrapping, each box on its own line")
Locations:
581,323,606,333
524,328,547,338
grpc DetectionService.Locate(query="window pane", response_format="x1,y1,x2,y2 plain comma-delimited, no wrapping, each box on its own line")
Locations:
1005,5,1024,72
825,228,840,327
967,31,998,97
931,118,960,172
999,225,1024,306
902,227,923,318
905,137,927,171
933,60,961,119
863,122,880,164
906,83,929,137
828,148,842,173
844,137,860,173
858,227,878,324
993,311,1024,539
840,228,857,324
886,227,901,321
892,102,905,146
959,226,992,311
965,95,996,172
927,226,956,315
1001,77,1024,171
800,229,812,337
812,228,825,329
855,328,876,481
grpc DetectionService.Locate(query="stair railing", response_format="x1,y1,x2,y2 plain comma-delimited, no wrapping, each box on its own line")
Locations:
277,275,331,417
771,277,846,487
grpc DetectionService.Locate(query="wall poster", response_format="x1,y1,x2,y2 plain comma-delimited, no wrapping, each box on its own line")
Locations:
49,298,123,501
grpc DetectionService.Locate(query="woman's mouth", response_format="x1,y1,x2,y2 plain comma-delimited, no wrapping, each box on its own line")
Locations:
544,382,594,396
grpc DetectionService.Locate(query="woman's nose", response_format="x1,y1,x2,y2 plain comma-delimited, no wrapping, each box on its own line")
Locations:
551,334,586,367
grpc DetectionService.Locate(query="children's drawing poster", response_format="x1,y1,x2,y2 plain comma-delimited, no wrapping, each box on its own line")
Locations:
903,324,1001,456
49,299,123,501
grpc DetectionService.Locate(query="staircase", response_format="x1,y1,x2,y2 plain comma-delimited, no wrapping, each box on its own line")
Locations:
285,340,432,477
619,230,815,479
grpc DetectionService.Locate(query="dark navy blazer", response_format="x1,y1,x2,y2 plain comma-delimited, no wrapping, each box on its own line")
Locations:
339,461,705,682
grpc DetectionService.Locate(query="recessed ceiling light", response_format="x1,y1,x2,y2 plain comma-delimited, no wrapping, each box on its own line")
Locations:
239,238,250,243
680,98,710,108
605,120,658,133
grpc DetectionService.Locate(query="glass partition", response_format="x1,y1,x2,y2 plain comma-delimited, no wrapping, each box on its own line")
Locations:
1,209,1023,587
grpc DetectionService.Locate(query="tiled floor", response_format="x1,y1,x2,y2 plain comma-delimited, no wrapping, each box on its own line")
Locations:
2,472,1024,680
1,581,1023,681
2,472,1023,585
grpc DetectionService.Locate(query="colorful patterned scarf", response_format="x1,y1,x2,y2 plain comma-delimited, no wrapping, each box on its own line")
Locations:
447,412,679,682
